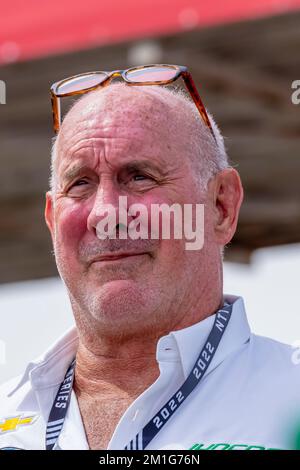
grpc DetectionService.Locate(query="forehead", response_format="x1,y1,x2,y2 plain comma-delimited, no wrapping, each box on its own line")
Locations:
55,86,190,172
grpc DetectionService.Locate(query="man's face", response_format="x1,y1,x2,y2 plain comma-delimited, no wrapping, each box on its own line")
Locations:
45,88,219,337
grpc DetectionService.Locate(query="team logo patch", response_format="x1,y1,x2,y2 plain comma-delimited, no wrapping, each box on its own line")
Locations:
0,414,38,434
189,442,282,450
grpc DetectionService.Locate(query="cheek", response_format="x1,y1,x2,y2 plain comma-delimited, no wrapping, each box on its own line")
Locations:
55,202,89,252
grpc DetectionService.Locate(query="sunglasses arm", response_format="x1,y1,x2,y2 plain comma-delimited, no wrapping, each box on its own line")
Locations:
51,93,61,134
181,72,216,143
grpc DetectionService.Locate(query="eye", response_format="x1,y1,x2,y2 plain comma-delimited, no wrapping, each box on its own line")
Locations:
66,178,91,195
70,178,88,188
132,173,153,182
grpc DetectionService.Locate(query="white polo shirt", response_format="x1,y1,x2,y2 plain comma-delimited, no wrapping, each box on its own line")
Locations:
1,294,300,450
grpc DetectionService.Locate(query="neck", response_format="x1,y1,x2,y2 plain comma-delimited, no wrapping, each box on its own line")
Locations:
73,291,224,399
74,334,161,399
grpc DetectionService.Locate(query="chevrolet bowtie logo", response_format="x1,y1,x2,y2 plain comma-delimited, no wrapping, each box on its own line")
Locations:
0,414,38,434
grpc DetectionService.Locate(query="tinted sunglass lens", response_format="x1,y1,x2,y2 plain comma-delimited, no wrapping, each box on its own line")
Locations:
125,66,177,83
56,73,108,95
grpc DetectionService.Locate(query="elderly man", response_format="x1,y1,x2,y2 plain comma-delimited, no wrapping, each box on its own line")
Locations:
0,65,300,451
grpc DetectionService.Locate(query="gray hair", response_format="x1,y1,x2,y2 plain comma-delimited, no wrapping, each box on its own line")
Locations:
49,84,230,194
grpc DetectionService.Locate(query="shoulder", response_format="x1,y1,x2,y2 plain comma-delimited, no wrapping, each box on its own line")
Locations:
251,333,297,361
250,333,300,383
0,375,34,415
0,326,78,415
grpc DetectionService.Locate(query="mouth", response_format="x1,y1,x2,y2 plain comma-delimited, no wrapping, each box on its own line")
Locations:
90,252,149,265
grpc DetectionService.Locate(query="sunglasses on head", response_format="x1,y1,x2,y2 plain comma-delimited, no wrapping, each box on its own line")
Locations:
50,63,215,142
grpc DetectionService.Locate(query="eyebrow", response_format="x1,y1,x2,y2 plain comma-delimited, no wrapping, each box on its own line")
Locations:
61,164,90,183
61,159,166,183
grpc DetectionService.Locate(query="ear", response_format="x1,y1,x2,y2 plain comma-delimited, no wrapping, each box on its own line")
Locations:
45,191,55,243
210,168,244,246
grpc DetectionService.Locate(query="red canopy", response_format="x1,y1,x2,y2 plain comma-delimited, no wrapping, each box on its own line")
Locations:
1,0,300,64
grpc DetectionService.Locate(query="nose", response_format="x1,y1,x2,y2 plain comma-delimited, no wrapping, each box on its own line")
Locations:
86,180,132,237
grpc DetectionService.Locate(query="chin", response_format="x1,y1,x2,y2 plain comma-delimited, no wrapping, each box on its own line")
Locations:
85,279,148,325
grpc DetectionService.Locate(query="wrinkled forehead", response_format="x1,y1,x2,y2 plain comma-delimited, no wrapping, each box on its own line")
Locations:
55,84,193,166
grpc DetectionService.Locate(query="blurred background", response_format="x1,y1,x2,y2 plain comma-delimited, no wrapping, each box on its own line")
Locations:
0,0,300,384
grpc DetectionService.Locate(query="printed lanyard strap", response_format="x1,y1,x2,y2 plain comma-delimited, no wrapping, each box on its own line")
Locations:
45,358,75,450
46,302,232,450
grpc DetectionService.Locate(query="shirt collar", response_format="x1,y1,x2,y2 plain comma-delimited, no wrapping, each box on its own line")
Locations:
7,326,78,397
169,294,251,379
8,294,250,395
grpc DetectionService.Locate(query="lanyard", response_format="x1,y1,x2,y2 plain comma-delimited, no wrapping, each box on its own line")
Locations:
46,357,76,450
46,302,232,450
